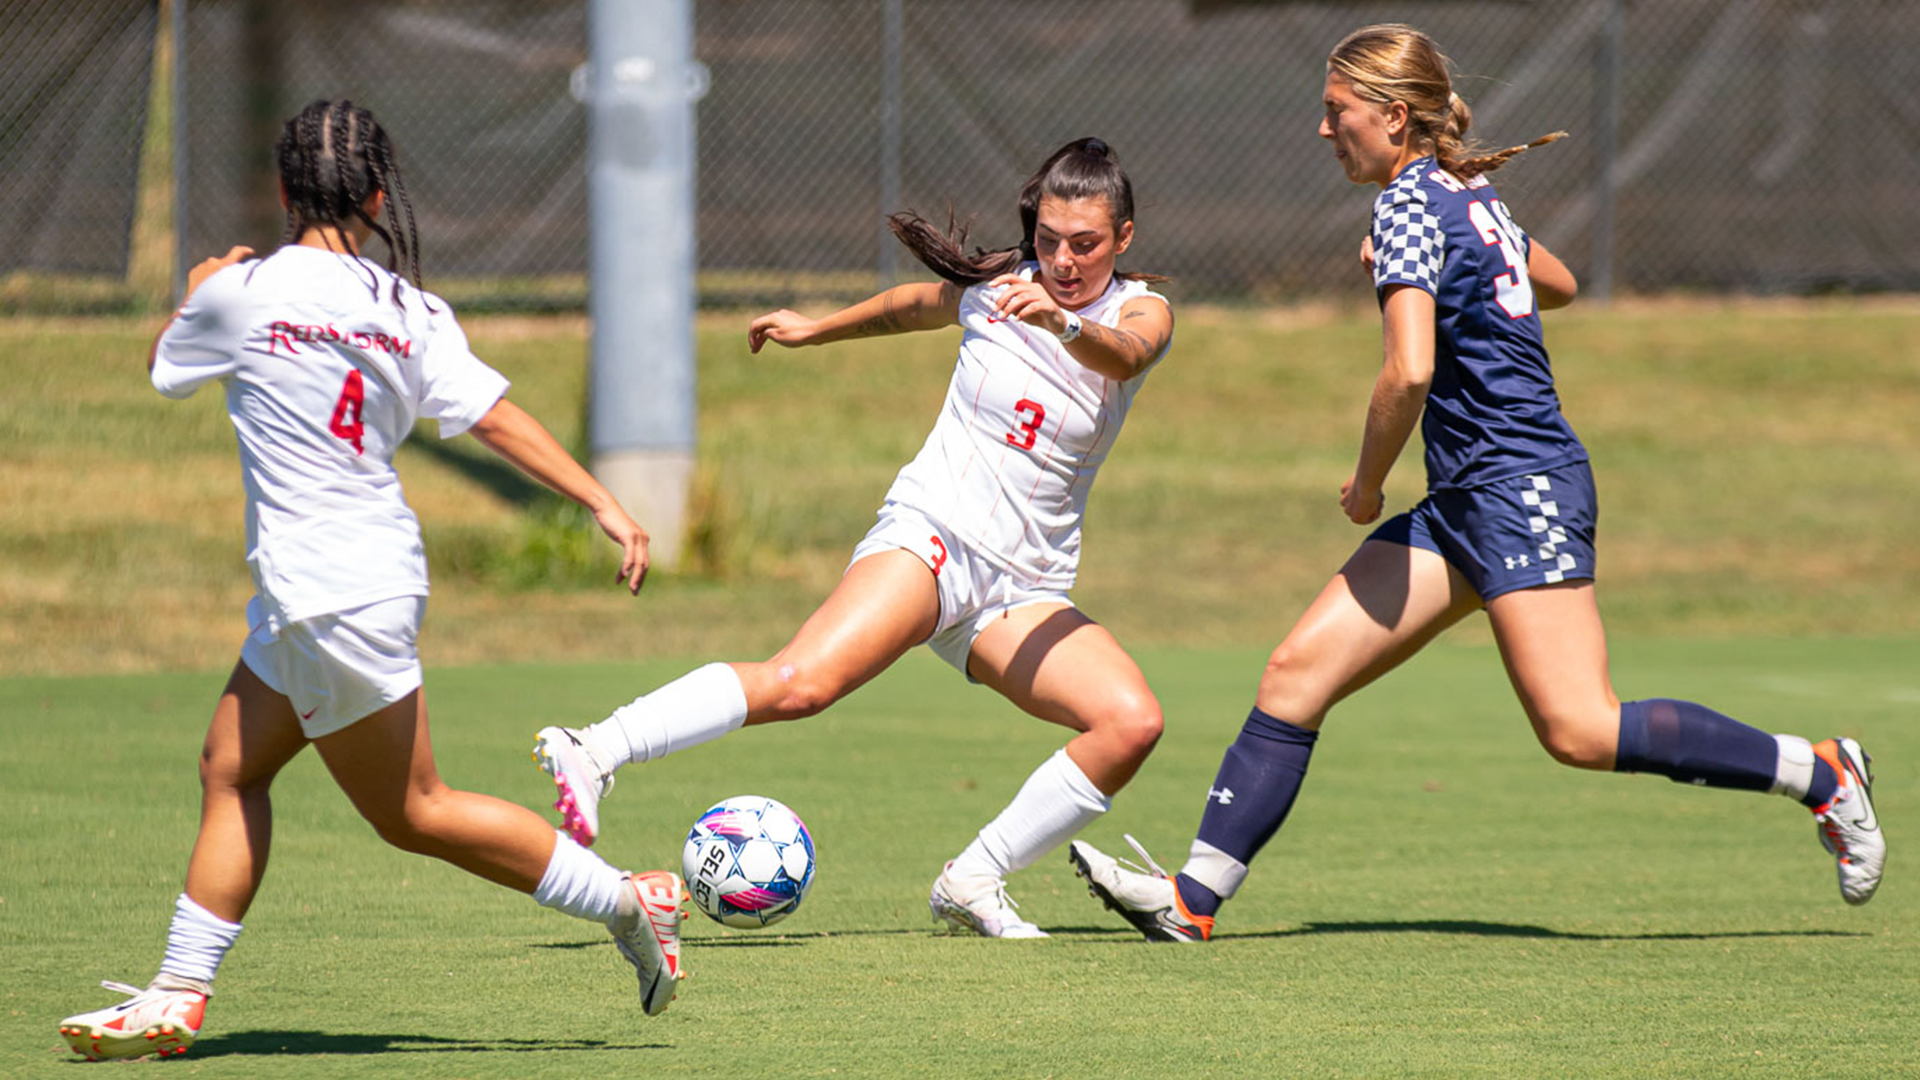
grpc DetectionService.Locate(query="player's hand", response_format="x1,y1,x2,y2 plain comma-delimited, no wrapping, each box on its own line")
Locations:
748,309,820,353
1340,475,1384,525
595,503,651,594
1359,235,1376,277
185,246,255,300
985,274,1069,337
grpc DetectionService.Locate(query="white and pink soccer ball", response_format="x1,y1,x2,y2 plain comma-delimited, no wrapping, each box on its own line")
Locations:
681,796,816,929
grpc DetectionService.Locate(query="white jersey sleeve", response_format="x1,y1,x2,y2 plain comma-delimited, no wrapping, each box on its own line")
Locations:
417,305,509,438
151,263,251,399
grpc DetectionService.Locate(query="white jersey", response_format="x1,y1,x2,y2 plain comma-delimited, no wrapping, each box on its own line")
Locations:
883,264,1171,590
151,246,509,630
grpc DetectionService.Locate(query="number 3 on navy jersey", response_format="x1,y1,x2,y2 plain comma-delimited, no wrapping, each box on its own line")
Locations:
1467,198,1534,319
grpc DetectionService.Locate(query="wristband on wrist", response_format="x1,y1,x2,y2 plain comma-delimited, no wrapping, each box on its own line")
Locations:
1055,310,1083,343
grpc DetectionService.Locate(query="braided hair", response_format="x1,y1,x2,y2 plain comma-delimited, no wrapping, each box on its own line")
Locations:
273,100,429,308
890,137,1166,287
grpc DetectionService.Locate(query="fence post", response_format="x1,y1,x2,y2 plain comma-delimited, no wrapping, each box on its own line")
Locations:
171,0,188,305
1590,0,1623,303
585,0,705,570
878,0,903,288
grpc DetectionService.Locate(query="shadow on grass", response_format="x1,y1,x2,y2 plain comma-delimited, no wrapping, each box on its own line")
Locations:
185,1031,668,1058
1238,919,1872,942
532,927,921,952
1045,920,1869,942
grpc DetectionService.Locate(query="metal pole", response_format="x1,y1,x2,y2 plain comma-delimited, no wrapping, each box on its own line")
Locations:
1590,0,1623,304
878,0,903,288
171,0,188,305
586,0,706,569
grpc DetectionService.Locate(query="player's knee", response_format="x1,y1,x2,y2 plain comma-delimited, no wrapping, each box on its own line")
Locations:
1258,644,1327,722
1531,709,1616,770
1095,694,1164,762
762,673,843,722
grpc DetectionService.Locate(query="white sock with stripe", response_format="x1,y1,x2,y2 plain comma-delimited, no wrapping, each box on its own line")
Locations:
949,748,1113,880
532,831,628,924
586,662,748,769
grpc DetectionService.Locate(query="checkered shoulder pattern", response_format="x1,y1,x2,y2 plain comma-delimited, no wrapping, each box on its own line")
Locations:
1371,168,1445,295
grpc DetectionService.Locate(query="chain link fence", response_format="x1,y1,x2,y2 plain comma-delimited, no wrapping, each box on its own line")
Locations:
4,0,1918,310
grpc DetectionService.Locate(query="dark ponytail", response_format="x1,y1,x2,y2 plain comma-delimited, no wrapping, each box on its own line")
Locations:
890,137,1164,287
271,99,430,309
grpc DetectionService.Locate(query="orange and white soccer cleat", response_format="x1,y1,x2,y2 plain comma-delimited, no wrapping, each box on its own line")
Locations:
1069,836,1214,943
609,871,687,1016
1811,738,1885,906
58,978,209,1061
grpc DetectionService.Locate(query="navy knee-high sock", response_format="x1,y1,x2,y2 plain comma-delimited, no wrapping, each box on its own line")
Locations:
1616,698,1836,808
1175,707,1317,918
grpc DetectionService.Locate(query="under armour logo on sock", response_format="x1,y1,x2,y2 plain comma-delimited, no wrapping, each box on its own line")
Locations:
1209,786,1235,805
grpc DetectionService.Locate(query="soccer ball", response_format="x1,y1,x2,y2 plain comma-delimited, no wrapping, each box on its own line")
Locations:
681,795,815,929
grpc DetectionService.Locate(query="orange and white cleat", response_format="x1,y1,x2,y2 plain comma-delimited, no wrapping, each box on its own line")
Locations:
533,726,617,847
58,978,208,1061
609,871,687,1016
1812,738,1886,906
1069,836,1215,943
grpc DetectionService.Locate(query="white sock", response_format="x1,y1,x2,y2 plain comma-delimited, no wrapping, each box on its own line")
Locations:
585,662,748,770
157,893,242,987
949,748,1112,880
532,831,628,924
1180,839,1250,899
1768,733,1817,800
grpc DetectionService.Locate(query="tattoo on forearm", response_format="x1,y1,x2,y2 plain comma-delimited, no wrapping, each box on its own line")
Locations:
849,290,905,338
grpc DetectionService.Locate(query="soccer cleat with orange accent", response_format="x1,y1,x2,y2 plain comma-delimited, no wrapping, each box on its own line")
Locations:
1811,738,1885,906
58,979,208,1061
1069,836,1214,943
533,726,617,847
609,871,687,1016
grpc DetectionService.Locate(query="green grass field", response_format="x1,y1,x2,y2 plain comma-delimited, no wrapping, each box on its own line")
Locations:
3,301,1917,1076
3,640,1914,1078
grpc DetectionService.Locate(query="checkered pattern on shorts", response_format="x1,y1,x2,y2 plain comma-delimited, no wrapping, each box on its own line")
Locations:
1520,474,1580,584
1372,171,1445,294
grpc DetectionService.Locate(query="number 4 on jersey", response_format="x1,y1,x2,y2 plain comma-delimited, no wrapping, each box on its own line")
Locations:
329,369,366,455
1467,198,1534,319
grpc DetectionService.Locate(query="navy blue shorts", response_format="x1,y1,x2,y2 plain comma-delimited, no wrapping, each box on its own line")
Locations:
1369,461,1599,601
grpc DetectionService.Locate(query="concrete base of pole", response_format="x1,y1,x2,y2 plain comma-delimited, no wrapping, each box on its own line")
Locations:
593,448,694,572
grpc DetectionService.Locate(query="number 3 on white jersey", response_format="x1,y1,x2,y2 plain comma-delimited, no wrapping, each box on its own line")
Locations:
1467,198,1533,319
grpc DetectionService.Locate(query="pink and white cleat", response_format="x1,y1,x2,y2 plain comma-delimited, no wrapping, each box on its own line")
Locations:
533,726,616,846
58,978,208,1061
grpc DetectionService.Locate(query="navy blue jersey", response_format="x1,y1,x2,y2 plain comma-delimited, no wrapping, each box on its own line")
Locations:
1371,155,1586,491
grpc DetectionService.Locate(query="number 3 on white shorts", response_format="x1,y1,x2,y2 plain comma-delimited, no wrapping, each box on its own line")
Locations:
1468,198,1533,319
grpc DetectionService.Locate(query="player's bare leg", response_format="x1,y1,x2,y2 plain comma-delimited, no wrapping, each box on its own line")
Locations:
735,548,940,723
315,690,557,890
1489,581,1884,904
929,605,1160,937
183,662,311,922
60,662,307,1061
1077,541,1480,940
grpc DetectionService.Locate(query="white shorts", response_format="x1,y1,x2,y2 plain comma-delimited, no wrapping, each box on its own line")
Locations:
848,502,1070,680
240,595,426,738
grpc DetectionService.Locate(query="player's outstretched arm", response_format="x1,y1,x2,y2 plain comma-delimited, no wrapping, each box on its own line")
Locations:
1344,283,1436,525
467,398,650,594
1529,240,1578,310
747,281,960,353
